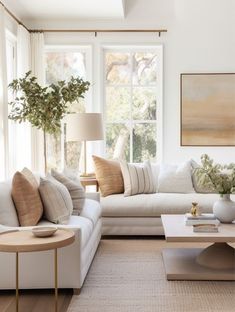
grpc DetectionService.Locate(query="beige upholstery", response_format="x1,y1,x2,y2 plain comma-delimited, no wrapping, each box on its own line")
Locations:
0,181,19,226
100,193,222,217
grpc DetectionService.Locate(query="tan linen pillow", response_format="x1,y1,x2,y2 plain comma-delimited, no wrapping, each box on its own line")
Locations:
39,176,73,224
51,169,85,215
92,155,124,197
120,160,156,196
11,171,43,226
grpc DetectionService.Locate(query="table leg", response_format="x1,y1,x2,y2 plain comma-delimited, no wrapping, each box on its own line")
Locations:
54,248,58,312
16,252,19,312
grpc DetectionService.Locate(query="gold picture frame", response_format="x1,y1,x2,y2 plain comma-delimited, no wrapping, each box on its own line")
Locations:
181,73,235,146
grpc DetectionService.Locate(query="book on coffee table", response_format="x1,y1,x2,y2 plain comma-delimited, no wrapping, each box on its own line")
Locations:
193,224,219,233
184,213,220,226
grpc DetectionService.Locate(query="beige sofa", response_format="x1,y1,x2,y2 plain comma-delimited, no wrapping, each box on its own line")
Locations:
0,180,102,293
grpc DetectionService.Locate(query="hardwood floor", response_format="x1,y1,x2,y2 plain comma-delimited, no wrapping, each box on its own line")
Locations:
0,289,73,312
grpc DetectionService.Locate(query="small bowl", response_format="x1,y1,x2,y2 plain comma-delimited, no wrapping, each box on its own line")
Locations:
32,227,57,238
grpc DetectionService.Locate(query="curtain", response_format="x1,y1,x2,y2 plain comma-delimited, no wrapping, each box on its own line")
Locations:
30,32,45,173
0,5,9,180
7,25,32,174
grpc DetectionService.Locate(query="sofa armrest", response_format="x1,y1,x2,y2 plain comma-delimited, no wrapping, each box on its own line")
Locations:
85,192,100,202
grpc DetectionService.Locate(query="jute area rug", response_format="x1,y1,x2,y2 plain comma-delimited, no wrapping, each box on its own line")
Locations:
68,239,235,312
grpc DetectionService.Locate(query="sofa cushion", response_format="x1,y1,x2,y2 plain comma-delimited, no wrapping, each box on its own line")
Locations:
39,176,73,224
11,171,43,226
120,160,156,196
80,199,101,226
101,193,222,217
51,169,85,215
37,216,93,250
92,155,124,197
0,181,19,226
158,161,195,193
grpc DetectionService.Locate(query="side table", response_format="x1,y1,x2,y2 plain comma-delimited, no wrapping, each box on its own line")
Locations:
0,229,75,312
80,176,99,192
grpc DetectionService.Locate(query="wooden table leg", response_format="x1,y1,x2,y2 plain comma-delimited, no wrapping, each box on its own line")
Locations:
54,248,58,312
16,252,19,312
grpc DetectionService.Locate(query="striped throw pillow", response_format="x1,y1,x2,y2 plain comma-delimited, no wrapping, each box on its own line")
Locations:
120,161,156,196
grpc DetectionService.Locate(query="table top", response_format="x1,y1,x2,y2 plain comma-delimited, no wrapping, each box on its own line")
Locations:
161,214,235,243
0,229,75,253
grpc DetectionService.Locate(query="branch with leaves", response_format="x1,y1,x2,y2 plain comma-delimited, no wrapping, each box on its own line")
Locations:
194,154,235,196
8,71,90,172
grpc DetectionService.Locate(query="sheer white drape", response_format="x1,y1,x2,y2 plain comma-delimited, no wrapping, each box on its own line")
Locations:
0,5,9,180
8,25,32,174
30,32,45,173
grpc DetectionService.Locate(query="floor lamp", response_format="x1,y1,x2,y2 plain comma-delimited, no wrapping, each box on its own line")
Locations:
65,113,104,176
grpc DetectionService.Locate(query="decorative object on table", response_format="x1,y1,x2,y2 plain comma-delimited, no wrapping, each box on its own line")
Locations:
184,213,220,226
65,113,104,177
32,226,57,238
181,73,235,146
190,202,200,216
8,71,90,173
194,154,235,223
193,224,219,233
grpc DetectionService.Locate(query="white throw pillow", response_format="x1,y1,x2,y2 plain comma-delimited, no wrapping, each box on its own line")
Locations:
158,161,195,193
39,175,73,224
120,160,156,196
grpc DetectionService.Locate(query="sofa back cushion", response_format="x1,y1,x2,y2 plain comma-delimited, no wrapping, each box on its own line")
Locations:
51,169,85,215
11,171,43,226
120,160,156,196
39,176,73,224
93,155,124,197
158,161,195,193
0,181,19,226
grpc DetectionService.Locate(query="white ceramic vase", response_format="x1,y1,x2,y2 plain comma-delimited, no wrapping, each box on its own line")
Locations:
213,194,235,223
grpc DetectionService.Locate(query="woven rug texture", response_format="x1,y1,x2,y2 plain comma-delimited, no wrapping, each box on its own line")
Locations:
68,239,235,312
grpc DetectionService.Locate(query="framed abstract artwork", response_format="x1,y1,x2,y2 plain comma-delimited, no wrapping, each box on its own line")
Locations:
181,73,235,146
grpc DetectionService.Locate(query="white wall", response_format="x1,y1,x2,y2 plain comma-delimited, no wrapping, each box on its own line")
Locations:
40,0,235,164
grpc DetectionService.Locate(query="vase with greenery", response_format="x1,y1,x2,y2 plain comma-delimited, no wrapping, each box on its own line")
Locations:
194,154,235,222
8,71,90,173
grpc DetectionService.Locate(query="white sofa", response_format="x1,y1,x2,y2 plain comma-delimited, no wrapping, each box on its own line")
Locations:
101,192,223,235
0,180,102,293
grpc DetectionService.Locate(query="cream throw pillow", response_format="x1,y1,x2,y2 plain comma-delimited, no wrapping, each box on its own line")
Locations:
158,161,195,193
39,176,73,224
51,169,85,215
11,170,43,226
93,155,124,197
120,160,155,196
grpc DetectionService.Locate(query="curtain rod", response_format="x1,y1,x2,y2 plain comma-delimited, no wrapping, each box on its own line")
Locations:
0,1,29,32
30,29,167,37
1,2,167,37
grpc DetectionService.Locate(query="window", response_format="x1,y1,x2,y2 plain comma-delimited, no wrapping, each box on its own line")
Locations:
104,46,162,163
45,47,92,171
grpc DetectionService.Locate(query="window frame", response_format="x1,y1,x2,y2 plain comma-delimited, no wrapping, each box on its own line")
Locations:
101,44,163,163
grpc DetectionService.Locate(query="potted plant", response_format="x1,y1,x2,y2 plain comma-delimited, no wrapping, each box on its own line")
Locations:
194,154,235,222
8,71,90,173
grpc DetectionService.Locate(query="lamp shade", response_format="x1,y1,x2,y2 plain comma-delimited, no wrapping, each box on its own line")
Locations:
65,113,104,142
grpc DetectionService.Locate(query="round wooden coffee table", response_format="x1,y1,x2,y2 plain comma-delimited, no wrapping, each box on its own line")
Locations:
0,228,75,312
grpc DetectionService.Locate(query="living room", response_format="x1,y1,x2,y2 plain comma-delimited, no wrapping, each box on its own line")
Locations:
0,0,235,311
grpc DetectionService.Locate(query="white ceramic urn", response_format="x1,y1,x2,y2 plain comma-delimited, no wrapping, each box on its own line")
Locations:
213,194,235,223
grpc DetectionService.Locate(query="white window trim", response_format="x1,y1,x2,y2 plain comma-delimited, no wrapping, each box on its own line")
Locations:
101,44,163,163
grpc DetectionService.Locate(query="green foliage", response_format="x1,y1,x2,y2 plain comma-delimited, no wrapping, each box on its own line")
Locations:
194,154,235,195
8,71,90,134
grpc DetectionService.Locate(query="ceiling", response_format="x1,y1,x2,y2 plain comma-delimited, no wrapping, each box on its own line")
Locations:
2,0,126,21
